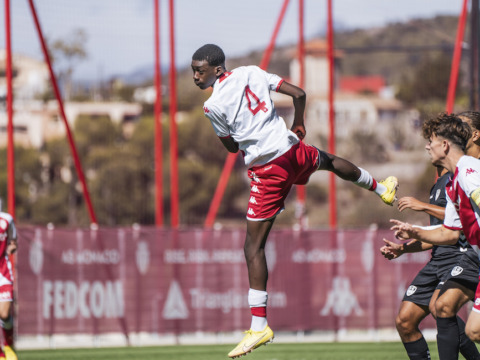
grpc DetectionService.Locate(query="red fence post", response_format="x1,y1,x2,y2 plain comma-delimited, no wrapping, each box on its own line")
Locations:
27,0,98,225
154,0,164,227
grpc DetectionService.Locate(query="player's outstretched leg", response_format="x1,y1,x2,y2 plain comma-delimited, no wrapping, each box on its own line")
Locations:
316,151,398,205
228,325,274,358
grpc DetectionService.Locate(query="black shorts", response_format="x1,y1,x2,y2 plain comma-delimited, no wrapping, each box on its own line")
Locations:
403,252,479,306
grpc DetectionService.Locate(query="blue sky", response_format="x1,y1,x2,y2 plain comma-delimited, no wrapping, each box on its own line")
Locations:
0,0,466,81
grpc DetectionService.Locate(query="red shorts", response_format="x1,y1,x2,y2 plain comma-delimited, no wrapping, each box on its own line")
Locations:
246,141,319,221
474,278,480,313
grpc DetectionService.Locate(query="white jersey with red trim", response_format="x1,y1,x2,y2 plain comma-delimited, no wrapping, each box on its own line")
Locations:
444,155,480,247
203,66,299,167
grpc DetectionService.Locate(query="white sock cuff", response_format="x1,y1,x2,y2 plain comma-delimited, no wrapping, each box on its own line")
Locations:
248,288,268,308
354,167,373,189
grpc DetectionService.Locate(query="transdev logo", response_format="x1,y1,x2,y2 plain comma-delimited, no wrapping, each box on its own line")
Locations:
162,280,189,319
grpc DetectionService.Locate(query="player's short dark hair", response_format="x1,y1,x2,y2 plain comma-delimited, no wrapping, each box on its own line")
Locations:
422,112,471,151
192,44,225,67
458,111,480,131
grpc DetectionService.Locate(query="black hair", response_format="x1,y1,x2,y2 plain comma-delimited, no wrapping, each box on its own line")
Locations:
458,111,480,131
422,112,471,151
192,44,225,67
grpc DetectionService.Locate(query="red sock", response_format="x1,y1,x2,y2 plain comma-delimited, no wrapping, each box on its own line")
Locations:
2,326,13,347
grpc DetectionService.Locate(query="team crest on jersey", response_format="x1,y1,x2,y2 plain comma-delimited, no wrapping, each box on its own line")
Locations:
466,168,477,176
451,266,464,276
0,219,7,231
406,285,417,296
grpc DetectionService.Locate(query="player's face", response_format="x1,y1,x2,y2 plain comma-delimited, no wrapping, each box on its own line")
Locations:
425,134,445,166
191,60,219,90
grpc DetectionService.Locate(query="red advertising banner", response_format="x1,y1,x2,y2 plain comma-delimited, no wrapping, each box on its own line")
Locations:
17,226,462,337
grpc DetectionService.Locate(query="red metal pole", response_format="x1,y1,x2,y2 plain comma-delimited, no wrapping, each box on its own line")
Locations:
327,0,337,228
259,0,290,70
446,0,468,113
168,0,179,228
204,152,237,228
5,0,15,218
204,0,290,227
154,0,163,227
296,0,306,227
27,0,97,225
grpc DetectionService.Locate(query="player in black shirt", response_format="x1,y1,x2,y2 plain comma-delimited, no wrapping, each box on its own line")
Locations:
381,165,480,360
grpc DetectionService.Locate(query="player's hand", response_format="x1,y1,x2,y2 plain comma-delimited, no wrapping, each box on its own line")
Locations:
398,197,424,212
291,124,306,140
390,219,415,241
380,238,403,260
6,241,17,255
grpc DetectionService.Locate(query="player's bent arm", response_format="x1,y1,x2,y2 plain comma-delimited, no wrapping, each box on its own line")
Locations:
412,225,460,246
219,136,239,153
422,203,446,221
277,81,306,139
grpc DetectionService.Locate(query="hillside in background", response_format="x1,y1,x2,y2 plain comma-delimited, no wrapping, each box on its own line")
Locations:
174,14,462,112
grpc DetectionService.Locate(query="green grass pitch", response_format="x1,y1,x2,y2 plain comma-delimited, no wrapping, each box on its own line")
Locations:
17,342,444,360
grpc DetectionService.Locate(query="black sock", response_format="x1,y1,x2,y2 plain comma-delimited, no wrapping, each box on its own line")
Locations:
457,316,480,360
403,336,431,360
437,316,460,360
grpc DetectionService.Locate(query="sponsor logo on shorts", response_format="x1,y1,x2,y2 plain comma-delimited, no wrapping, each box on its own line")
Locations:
406,285,417,296
476,298,480,306
251,185,260,193
451,266,464,276
249,196,257,204
0,291,11,300
247,208,256,216
251,172,261,183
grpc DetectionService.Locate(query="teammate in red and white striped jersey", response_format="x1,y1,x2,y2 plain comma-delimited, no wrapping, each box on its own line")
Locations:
192,44,398,358
0,209,18,360
391,113,480,353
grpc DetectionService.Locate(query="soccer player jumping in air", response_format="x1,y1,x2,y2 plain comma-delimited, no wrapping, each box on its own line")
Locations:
191,44,398,358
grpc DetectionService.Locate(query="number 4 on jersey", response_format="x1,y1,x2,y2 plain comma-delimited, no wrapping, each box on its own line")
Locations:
245,85,268,115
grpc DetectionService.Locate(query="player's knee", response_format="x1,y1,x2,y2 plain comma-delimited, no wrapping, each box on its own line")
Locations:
395,313,415,336
243,240,261,262
435,297,455,318
428,303,437,319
